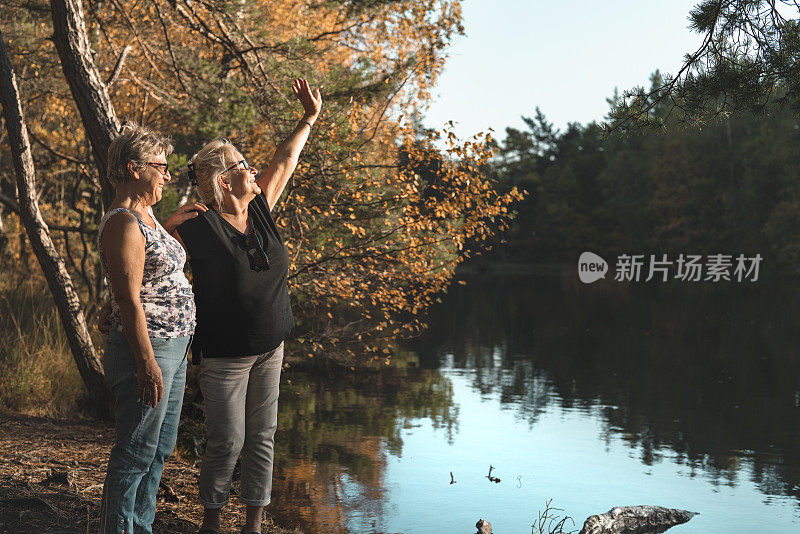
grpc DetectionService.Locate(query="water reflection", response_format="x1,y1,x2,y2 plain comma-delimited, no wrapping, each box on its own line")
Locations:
408,274,800,505
267,273,800,533
270,361,457,532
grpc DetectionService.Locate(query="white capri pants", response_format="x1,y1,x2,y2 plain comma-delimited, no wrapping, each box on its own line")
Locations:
198,342,283,508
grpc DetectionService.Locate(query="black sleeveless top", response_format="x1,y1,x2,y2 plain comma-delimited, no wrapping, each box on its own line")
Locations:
176,192,294,358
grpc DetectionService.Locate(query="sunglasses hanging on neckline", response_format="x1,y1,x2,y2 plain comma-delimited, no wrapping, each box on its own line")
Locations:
241,229,269,271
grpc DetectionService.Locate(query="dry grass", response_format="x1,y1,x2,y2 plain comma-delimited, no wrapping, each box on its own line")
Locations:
0,274,86,417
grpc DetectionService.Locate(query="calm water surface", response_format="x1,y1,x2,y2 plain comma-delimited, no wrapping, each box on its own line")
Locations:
267,273,800,533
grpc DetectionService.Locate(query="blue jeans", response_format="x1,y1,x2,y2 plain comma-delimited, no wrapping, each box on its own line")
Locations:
100,330,190,534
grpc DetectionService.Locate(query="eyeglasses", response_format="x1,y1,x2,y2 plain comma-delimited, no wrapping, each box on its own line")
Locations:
243,230,269,271
222,159,250,174
146,162,170,176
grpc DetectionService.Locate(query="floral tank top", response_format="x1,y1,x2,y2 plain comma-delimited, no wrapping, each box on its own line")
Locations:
98,207,196,338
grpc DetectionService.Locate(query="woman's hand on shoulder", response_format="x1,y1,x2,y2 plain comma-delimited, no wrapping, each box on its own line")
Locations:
164,202,208,235
292,78,322,121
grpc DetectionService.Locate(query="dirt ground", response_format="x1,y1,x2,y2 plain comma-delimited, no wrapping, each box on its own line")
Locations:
0,411,297,534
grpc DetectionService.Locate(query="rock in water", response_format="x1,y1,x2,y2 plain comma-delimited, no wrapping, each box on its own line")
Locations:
475,518,492,534
579,505,698,534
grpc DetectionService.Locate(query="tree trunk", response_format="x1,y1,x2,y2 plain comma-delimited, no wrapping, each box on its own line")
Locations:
50,0,120,209
0,31,113,420
579,505,698,534
177,181,192,207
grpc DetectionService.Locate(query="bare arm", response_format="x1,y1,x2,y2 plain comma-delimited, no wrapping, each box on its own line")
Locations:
101,213,163,408
257,78,322,210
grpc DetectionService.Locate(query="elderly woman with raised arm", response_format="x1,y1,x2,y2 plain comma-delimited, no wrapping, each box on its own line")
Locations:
173,78,321,534
97,123,204,534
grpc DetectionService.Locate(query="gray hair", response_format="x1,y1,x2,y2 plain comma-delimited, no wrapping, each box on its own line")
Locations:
107,122,173,188
188,138,237,208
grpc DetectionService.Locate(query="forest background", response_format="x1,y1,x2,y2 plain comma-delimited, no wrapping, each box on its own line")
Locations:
0,0,522,417
2,0,800,418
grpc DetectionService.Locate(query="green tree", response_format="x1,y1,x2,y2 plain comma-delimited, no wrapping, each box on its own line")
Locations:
491,75,800,270
608,1,800,131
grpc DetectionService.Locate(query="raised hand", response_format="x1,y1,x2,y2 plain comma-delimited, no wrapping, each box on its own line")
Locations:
292,78,322,121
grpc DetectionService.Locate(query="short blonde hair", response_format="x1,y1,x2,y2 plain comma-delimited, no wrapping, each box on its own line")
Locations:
189,138,237,207
107,122,173,188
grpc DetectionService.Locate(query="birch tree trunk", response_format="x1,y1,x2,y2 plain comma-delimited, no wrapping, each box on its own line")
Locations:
50,0,121,209
0,30,112,420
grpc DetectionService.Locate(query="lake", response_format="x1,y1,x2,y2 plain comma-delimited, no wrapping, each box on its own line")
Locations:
266,272,800,533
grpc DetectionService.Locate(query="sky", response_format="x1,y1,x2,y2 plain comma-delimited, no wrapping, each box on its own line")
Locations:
423,0,707,141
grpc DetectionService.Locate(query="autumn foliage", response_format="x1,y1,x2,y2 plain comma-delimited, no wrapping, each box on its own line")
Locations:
0,0,522,363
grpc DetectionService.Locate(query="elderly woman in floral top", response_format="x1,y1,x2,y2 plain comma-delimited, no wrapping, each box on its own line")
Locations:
97,123,204,534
